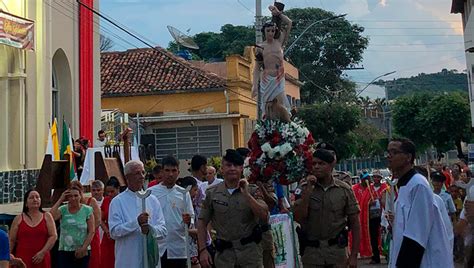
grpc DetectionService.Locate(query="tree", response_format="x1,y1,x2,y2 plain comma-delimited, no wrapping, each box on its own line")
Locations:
284,8,369,103
299,102,361,159
100,34,114,52
349,122,386,157
167,8,368,103
392,92,472,158
168,24,255,61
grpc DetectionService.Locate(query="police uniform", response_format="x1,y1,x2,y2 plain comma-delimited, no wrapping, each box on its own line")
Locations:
297,178,359,267
200,182,265,268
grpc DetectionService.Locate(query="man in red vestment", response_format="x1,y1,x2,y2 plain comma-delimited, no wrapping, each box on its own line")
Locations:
369,170,388,264
352,171,373,260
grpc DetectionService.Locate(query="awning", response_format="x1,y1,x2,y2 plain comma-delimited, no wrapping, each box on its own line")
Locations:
0,10,34,51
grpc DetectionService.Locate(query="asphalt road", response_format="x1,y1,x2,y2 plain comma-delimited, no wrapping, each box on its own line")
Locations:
357,258,464,267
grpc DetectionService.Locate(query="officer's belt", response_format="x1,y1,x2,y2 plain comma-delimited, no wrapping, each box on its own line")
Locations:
306,237,339,249
215,233,259,251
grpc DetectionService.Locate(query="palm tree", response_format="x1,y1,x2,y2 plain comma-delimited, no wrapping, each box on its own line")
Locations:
358,96,372,117
373,98,386,119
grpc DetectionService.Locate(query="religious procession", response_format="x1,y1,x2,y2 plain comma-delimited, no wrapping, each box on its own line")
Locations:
1,0,474,268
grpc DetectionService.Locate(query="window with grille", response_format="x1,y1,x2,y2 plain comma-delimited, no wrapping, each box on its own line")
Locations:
153,126,222,160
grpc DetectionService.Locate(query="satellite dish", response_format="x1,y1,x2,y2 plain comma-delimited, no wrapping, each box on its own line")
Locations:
167,25,199,50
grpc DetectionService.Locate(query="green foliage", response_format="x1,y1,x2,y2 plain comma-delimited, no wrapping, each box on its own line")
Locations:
284,8,369,103
168,24,255,61
167,8,368,104
392,92,472,154
299,102,361,159
349,122,386,157
208,156,222,171
375,69,468,100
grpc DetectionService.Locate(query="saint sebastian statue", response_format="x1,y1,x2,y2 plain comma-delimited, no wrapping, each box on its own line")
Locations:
252,3,293,122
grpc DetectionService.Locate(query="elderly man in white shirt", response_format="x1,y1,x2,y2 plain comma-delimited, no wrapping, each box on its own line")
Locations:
149,155,194,268
109,160,167,268
203,166,223,189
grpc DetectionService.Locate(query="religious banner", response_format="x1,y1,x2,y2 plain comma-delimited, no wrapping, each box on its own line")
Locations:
270,213,299,268
0,10,34,50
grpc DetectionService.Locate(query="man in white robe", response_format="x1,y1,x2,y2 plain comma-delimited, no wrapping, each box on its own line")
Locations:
109,160,167,268
386,138,453,268
149,155,194,267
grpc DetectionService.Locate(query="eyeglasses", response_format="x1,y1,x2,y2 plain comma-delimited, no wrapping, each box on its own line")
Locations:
384,149,405,157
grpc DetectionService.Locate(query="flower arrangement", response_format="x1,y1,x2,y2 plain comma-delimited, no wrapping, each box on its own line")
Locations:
244,118,315,185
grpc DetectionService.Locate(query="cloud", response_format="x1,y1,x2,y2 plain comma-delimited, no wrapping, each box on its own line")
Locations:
100,0,466,80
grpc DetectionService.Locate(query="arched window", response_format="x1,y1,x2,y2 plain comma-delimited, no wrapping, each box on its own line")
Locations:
52,68,59,120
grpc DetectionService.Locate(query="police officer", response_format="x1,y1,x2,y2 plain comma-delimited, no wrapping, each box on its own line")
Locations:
294,143,360,268
198,149,269,268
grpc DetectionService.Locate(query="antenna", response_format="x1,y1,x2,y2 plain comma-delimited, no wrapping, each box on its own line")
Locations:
167,25,199,50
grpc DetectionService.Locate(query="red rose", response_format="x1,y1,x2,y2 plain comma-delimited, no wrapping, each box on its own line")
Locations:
250,147,263,158
305,133,315,145
263,166,274,178
279,176,289,185
248,132,259,149
271,132,281,146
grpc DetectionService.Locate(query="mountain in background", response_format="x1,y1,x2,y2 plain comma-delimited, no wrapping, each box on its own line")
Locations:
374,69,468,100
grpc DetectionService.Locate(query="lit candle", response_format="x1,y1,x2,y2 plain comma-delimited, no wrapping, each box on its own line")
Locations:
124,114,129,124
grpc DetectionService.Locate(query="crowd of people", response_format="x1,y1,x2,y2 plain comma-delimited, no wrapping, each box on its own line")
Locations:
2,137,474,268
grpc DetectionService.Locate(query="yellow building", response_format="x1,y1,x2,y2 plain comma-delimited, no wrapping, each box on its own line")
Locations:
101,46,301,161
0,0,101,204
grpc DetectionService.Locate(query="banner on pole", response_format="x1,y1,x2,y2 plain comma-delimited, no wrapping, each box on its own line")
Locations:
0,10,34,50
270,214,298,268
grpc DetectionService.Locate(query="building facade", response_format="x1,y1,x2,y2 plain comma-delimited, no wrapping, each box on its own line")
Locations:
452,0,474,127
101,46,301,165
0,0,101,204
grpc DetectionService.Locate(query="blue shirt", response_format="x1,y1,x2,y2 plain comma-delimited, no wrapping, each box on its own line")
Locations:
270,182,285,215
0,229,9,261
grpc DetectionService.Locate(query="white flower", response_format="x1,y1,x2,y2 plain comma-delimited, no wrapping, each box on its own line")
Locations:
243,167,252,178
280,143,293,157
303,128,310,137
261,142,272,153
268,146,280,159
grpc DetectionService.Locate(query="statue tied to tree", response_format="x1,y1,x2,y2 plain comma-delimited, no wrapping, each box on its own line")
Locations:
252,2,293,123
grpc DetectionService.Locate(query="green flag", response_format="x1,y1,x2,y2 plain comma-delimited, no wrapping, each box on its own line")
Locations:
60,119,69,160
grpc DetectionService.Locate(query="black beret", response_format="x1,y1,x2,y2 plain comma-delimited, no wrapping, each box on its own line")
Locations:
313,149,335,163
223,149,244,166
236,147,251,158
431,171,446,183
315,142,337,157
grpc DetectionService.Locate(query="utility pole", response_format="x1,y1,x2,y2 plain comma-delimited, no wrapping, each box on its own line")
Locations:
256,0,263,44
256,0,263,120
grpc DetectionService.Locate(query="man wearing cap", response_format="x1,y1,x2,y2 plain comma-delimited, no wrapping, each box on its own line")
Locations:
294,144,360,268
198,149,269,268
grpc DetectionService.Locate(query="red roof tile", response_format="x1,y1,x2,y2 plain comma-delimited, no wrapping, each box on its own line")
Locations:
101,47,226,97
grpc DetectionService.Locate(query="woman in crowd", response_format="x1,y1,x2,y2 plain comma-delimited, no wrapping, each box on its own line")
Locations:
50,184,95,268
100,177,120,268
176,176,201,268
9,190,57,268
69,181,101,268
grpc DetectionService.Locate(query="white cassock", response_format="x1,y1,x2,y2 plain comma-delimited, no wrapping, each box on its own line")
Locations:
433,194,454,252
389,173,453,268
109,188,168,268
149,183,194,258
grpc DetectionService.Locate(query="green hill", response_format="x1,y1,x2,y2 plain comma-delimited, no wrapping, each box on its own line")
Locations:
374,69,468,100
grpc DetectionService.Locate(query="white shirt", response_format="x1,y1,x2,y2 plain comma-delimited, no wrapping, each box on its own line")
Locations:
201,178,223,190
389,173,453,268
109,189,167,268
436,191,456,215
95,139,106,147
433,194,454,252
149,183,195,259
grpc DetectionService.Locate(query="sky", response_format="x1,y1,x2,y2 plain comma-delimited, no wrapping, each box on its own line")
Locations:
97,0,467,98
